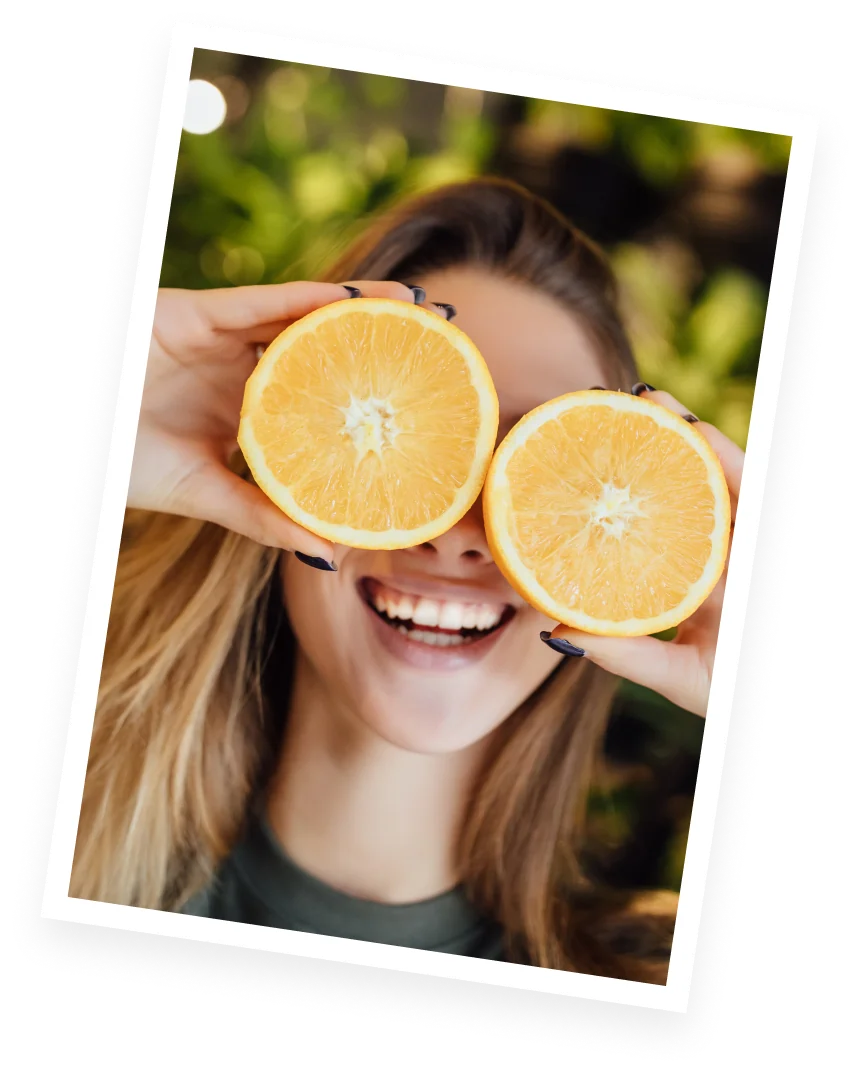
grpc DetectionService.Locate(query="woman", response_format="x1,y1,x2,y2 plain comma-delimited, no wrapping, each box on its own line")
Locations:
72,178,742,983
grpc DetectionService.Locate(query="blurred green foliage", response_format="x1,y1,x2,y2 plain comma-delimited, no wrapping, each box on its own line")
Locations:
163,51,790,893
167,53,790,453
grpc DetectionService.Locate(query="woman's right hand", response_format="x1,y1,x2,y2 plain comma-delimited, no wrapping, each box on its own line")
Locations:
131,279,428,562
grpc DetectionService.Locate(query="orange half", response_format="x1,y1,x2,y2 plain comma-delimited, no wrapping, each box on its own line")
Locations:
484,390,731,637
238,297,499,550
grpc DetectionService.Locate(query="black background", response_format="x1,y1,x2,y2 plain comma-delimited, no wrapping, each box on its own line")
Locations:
20,16,837,1056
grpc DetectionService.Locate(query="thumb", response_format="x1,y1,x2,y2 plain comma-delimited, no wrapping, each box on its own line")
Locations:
543,627,678,691
542,628,705,715
178,463,337,564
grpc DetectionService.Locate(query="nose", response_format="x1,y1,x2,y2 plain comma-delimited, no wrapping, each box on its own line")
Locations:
405,496,493,567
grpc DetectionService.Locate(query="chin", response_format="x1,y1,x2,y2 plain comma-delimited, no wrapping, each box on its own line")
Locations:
282,552,560,756
351,677,516,755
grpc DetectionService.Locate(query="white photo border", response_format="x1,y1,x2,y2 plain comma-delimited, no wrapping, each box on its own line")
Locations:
41,22,817,1014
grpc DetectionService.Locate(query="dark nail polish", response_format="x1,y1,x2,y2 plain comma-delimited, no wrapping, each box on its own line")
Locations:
540,630,586,658
632,382,656,396
590,385,607,391
342,286,362,299
434,303,457,320
295,552,338,572
403,284,426,304
683,413,699,423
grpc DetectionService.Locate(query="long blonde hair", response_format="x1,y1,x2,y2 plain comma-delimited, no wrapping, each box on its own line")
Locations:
72,179,675,982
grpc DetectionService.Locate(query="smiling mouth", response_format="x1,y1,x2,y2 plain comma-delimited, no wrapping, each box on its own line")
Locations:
359,577,516,648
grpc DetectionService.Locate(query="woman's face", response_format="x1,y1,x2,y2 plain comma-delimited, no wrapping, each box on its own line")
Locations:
281,266,606,754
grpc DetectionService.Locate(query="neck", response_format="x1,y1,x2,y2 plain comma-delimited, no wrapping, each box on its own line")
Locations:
266,653,487,904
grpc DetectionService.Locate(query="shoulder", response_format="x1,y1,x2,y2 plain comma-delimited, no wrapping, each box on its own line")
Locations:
178,884,215,917
173,858,235,918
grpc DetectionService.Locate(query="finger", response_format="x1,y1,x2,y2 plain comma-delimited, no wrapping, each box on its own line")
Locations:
429,301,457,322
243,280,441,351
232,279,455,357
341,280,426,304
543,627,708,717
686,569,726,629
631,385,744,508
179,464,337,564
197,281,361,333
690,422,744,504
347,279,455,321
633,386,699,422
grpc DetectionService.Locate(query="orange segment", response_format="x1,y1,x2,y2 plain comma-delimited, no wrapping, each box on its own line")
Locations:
238,297,499,549
484,391,731,636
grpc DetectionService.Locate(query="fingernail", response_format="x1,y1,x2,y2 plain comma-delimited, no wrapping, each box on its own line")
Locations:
590,385,607,391
683,413,699,423
632,382,656,395
540,630,586,657
295,552,338,572
342,286,362,299
403,284,426,304
434,302,457,320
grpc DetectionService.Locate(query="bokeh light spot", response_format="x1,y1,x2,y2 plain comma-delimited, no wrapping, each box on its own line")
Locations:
183,80,227,135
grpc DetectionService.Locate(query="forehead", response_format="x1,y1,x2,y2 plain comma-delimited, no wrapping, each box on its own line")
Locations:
416,267,605,428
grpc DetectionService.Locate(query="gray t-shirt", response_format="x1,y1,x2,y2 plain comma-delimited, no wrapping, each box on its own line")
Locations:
181,814,507,960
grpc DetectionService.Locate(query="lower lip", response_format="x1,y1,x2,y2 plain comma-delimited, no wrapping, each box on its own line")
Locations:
360,598,515,671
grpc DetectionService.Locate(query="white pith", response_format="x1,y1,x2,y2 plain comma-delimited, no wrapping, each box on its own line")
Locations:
589,481,646,539
339,395,399,460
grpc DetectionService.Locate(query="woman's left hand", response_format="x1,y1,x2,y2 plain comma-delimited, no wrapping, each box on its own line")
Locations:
544,388,744,718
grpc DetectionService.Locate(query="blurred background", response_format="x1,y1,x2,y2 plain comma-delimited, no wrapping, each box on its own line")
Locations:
163,49,791,894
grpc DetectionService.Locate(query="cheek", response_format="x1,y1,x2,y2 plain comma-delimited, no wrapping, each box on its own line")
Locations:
279,551,382,689
481,612,562,716
281,556,347,641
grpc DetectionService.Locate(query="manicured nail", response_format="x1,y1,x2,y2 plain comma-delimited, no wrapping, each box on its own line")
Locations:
342,286,362,299
295,552,338,572
434,303,457,320
632,382,656,395
683,413,699,423
540,630,586,657
403,284,426,303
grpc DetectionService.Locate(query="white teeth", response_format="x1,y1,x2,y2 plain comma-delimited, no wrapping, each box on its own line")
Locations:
476,604,502,630
377,591,414,620
395,622,468,647
369,583,506,635
438,602,464,630
406,628,469,647
412,598,441,627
